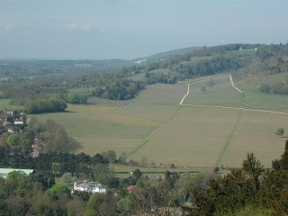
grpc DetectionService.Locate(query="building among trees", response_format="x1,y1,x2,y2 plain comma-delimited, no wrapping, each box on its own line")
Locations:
73,181,106,194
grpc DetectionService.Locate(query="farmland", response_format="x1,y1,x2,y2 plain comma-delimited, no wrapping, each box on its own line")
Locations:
33,72,288,168
0,99,23,110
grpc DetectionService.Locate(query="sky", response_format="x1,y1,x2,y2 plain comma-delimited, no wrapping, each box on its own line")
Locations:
0,0,288,60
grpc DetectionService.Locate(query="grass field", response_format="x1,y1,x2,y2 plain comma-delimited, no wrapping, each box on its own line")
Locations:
35,105,160,154
0,99,23,110
32,72,288,169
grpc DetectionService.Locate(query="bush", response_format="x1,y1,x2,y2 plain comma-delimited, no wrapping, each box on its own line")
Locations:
62,172,77,183
275,128,285,137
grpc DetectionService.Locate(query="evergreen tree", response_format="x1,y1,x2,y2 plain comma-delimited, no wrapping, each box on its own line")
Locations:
280,139,288,170
242,153,265,192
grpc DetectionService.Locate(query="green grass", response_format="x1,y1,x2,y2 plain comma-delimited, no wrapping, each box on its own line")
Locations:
215,110,242,168
185,75,242,107
0,99,23,110
26,73,288,169
129,106,241,167
35,105,160,155
244,89,288,112
184,73,288,112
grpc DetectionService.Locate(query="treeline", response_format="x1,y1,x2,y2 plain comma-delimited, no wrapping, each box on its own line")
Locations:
1,79,67,103
188,141,288,216
123,44,255,85
134,43,288,84
256,43,288,75
0,150,108,176
133,55,241,85
24,97,67,114
63,92,88,104
1,72,145,107
174,56,241,79
260,82,288,95
92,79,145,100
0,59,131,78
256,43,288,63
254,43,288,96
1,140,288,215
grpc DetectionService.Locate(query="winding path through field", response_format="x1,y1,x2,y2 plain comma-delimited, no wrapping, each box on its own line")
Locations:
129,75,288,163
230,74,243,93
180,75,288,115
179,83,190,105
179,75,288,167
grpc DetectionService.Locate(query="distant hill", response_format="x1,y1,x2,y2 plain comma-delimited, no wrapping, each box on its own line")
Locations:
0,59,133,78
134,47,202,63
1,43,288,82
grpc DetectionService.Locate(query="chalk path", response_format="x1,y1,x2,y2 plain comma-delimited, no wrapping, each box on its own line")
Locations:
179,83,190,105
180,75,288,115
230,74,243,93
130,75,288,158
180,75,288,168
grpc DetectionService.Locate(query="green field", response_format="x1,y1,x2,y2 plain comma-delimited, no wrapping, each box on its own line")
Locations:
0,99,23,110
33,72,288,168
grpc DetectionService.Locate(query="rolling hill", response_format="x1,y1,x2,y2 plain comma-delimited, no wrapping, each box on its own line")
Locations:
1,43,288,170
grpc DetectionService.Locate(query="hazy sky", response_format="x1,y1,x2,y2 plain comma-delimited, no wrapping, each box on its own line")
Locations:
0,0,287,60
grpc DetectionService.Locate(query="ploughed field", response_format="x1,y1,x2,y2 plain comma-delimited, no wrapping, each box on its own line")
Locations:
35,72,288,168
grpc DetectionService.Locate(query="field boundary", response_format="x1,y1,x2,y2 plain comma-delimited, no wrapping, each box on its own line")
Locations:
128,106,182,156
215,110,242,168
183,104,288,115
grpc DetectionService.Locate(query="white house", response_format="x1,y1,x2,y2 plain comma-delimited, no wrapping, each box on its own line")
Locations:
14,118,24,125
74,181,106,194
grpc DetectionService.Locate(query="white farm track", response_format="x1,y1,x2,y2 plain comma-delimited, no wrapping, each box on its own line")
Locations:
179,74,288,167
180,74,288,116
129,75,288,169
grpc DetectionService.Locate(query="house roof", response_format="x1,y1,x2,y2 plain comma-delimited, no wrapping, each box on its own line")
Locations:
74,181,105,188
127,185,136,192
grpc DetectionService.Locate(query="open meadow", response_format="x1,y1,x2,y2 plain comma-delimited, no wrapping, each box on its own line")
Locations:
0,99,23,110
34,72,288,168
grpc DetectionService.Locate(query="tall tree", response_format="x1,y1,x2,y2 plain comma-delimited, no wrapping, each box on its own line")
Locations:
242,153,265,192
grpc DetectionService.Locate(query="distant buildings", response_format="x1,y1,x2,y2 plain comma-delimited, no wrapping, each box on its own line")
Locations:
14,118,24,125
0,110,26,133
31,144,44,158
73,181,106,194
